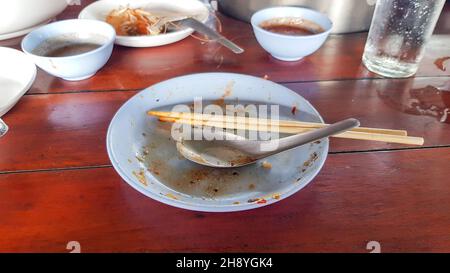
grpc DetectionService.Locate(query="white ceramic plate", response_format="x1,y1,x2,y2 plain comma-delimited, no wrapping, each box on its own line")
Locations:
107,73,329,212
79,0,209,47
0,47,36,117
0,0,67,36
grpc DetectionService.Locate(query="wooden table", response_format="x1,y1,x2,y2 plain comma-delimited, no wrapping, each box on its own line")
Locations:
1,1,450,253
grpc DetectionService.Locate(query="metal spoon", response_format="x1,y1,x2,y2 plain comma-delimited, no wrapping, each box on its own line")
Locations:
176,118,360,168
0,118,8,138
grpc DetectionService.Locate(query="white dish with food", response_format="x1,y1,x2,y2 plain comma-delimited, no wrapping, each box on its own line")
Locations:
79,0,210,47
0,47,36,117
107,73,329,212
0,0,68,40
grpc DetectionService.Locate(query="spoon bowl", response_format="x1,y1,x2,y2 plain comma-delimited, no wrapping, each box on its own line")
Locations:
176,118,360,168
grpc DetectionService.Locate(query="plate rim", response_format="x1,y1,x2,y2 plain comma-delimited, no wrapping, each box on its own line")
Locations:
106,72,329,212
0,47,37,116
78,0,210,47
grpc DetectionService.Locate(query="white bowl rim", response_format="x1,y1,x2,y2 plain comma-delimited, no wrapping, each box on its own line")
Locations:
21,19,116,60
251,6,333,39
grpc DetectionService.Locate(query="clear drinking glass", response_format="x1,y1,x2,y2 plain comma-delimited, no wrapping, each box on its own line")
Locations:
362,0,446,78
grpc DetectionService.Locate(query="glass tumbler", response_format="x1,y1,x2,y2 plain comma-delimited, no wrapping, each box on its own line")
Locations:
362,0,445,78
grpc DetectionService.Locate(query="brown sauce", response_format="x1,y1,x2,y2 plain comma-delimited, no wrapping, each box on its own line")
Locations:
42,43,102,57
260,17,325,36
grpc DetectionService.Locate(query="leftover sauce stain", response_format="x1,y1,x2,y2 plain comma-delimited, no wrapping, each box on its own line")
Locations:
301,152,319,172
261,161,272,169
165,193,178,200
137,108,318,201
132,169,148,186
272,193,281,200
260,18,325,36
434,56,450,71
247,193,282,205
441,108,449,123
378,85,450,123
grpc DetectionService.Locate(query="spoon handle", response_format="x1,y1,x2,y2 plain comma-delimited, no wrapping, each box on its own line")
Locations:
177,18,244,54
268,118,360,154
0,118,8,138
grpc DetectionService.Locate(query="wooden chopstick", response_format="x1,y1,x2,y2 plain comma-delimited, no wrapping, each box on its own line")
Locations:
158,116,424,146
148,111,408,136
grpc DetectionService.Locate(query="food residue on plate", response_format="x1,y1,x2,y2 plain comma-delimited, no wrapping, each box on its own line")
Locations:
132,169,148,186
261,161,272,169
213,80,234,107
434,56,450,71
247,198,267,204
260,17,325,36
256,198,267,204
291,106,297,115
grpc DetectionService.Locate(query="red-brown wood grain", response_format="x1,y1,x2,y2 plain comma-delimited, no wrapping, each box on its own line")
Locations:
1,148,449,252
1,77,449,172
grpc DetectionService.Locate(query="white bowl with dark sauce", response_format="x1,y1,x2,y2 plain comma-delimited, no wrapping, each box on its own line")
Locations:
251,6,332,61
21,19,116,81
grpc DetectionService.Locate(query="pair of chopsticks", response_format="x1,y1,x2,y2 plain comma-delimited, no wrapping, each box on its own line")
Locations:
147,111,424,146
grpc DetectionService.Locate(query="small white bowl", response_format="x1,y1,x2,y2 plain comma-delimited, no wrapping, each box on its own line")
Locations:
0,47,36,117
79,0,209,48
251,6,333,61
21,19,116,81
